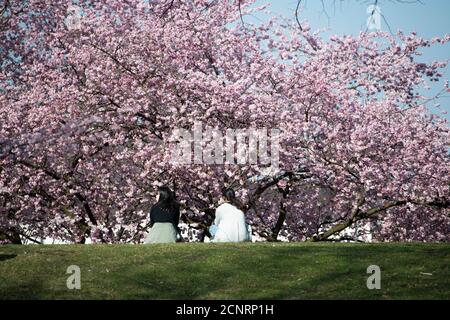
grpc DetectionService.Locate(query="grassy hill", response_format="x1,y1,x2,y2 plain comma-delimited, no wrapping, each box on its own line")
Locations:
0,243,449,299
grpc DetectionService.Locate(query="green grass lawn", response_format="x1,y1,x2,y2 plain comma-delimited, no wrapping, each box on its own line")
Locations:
0,243,449,300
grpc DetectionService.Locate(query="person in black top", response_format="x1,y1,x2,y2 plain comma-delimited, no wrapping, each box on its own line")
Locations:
145,186,181,243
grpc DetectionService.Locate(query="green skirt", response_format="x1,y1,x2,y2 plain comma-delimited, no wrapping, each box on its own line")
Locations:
145,223,177,244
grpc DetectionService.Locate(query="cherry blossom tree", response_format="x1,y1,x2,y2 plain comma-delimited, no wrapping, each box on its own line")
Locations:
1,0,448,244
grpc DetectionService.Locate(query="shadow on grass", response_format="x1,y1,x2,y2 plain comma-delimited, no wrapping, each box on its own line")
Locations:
0,279,44,299
0,254,17,262
113,245,372,299
0,244,448,299
112,244,448,299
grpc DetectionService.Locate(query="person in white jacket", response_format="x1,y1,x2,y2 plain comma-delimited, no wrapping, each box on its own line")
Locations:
211,188,251,243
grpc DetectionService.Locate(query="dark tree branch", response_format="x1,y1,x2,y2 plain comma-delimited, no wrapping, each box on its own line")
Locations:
310,198,449,242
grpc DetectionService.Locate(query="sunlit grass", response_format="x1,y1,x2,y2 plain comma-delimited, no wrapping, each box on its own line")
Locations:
0,243,449,299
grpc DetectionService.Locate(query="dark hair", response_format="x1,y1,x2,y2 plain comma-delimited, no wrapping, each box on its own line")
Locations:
157,186,178,211
222,187,242,209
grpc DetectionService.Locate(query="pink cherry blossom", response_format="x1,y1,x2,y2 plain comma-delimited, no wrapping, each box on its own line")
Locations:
0,0,448,244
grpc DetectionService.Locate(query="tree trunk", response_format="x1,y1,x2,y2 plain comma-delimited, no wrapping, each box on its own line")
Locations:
309,218,354,242
269,203,287,241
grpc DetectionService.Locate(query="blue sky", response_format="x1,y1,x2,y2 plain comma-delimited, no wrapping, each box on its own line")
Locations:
249,0,450,120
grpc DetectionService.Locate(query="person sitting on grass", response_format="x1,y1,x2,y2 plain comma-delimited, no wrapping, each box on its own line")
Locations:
145,186,181,244
210,188,251,243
